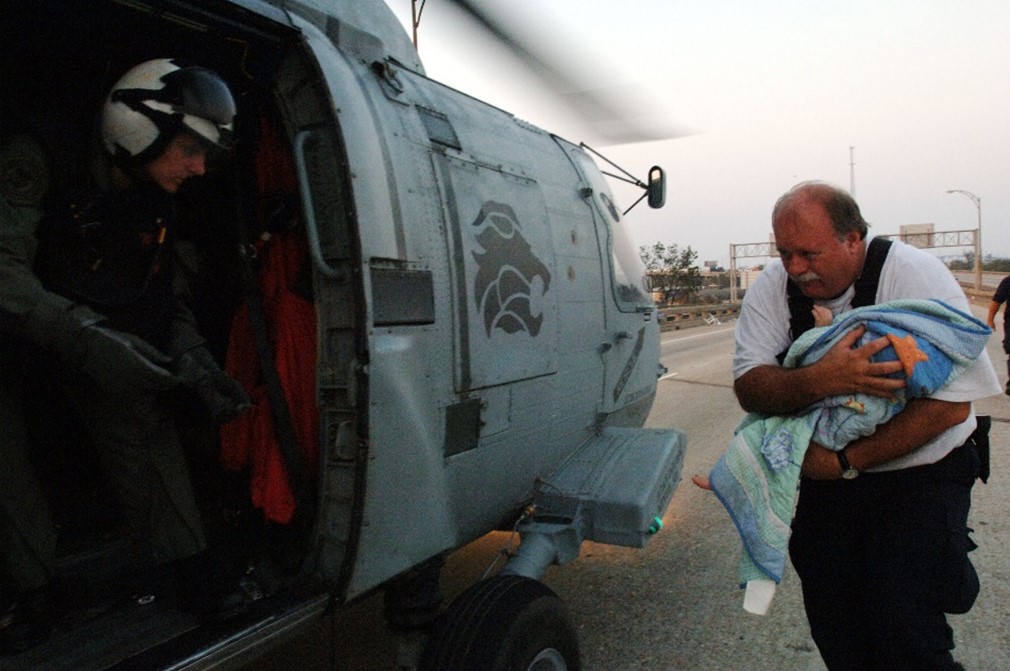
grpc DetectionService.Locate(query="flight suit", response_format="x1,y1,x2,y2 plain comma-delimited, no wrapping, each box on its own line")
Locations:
0,180,208,596
0,199,58,593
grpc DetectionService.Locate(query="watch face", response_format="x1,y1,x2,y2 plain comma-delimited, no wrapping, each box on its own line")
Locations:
842,468,859,480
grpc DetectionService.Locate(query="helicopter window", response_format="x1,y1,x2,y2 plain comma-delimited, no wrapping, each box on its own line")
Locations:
417,106,461,150
572,152,651,309
610,211,651,305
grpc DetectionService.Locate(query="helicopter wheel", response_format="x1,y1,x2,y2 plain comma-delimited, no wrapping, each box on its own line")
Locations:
418,574,580,671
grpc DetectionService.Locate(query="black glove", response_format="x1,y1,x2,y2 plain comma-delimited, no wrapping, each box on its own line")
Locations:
174,346,252,424
26,301,177,395
71,324,178,395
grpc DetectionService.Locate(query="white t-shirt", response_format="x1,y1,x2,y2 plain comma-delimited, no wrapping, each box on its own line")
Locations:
733,238,1001,470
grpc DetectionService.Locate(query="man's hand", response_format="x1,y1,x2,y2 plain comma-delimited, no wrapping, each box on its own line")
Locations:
73,324,178,395
814,325,906,399
25,301,178,395
174,346,252,424
735,324,906,415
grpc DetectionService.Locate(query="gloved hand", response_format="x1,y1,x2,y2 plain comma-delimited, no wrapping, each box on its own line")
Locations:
25,301,177,395
71,324,178,395
174,346,252,424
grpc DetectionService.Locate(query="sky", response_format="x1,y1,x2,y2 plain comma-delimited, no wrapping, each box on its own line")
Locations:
386,0,1010,269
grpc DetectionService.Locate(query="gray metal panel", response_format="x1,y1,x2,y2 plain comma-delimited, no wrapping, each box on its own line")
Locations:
417,106,461,150
370,267,435,325
444,398,482,457
433,154,559,391
531,427,687,548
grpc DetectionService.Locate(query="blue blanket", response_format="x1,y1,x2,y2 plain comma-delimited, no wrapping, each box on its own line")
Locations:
709,299,991,589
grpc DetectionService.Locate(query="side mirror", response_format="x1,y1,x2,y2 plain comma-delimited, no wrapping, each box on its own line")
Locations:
647,166,666,209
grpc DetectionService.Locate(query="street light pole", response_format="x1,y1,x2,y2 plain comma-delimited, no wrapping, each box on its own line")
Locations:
947,189,982,290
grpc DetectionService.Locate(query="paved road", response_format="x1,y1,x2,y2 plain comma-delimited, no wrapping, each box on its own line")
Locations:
254,300,1010,670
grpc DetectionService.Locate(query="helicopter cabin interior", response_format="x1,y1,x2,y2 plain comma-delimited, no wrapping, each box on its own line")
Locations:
1,0,358,666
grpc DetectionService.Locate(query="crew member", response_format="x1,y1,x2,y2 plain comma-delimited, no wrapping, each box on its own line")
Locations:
0,58,251,654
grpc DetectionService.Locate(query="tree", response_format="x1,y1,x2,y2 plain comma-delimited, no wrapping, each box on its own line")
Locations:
986,257,1010,273
640,242,702,304
947,253,1010,273
948,252,974,271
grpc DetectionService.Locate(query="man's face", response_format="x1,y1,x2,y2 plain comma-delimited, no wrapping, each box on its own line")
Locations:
773,197,864,300
145,133,207,193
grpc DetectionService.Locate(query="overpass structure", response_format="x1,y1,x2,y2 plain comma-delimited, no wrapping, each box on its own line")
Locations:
729,228,982,303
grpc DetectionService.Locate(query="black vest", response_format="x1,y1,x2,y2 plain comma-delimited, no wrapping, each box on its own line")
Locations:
35,184,176,349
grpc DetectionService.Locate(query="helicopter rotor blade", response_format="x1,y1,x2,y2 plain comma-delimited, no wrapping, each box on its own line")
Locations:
449,0,691,145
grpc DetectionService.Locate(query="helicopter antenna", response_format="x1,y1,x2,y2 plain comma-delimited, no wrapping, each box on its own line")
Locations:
411,0,428,48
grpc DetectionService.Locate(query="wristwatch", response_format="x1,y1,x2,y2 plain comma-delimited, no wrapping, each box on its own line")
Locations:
836,448,859,480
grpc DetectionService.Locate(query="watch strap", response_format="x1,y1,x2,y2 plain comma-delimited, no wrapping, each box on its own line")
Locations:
836,448,859,479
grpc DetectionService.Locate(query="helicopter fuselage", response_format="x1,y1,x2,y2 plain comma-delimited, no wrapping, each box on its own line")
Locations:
0,1,682,667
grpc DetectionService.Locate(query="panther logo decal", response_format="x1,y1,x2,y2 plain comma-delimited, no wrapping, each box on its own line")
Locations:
471,201,552,337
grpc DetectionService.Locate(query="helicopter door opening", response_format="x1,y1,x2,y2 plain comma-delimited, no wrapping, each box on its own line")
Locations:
266,45,364,589
432,154,559,392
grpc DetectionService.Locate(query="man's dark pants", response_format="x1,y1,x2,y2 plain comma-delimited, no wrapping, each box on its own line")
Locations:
790,441,980,671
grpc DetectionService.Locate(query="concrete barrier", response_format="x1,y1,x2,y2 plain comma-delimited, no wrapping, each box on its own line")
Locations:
658,304,740,331
661,285,987,333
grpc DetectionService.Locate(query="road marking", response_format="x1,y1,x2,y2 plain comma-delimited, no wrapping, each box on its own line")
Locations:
662,325,735,344
662,377,735,389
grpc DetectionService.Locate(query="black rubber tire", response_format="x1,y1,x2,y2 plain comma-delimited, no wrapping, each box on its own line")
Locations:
419,575,581,671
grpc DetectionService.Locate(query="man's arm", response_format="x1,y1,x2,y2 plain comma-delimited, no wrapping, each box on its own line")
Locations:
801,398,970,478
167,240,251,424
987,300,1000,329
734,325,906,415
989,276,1010,327
2,199,177,394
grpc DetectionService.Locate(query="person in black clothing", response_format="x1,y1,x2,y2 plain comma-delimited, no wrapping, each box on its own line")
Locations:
0,58,251,654
986,274,1010,395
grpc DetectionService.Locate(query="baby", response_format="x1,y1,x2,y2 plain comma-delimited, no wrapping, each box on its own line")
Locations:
811,304,833,327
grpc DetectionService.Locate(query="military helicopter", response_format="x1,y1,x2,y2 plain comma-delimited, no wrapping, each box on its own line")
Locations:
0,0,685,669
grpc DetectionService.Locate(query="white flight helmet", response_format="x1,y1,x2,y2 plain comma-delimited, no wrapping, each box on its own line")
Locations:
101,58,235,169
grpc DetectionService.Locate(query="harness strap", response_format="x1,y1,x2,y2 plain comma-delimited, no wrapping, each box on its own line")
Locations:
851,237,893,309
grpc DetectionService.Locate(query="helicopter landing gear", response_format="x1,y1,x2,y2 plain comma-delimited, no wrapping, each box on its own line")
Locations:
384,556,446,671
418,574,580,671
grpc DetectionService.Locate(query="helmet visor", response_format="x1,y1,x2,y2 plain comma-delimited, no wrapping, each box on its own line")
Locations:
164,66,236,148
